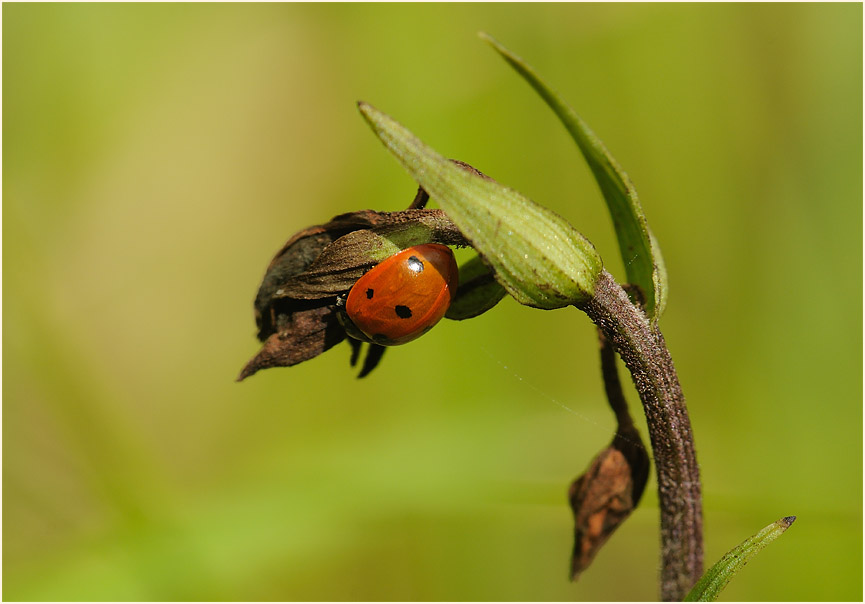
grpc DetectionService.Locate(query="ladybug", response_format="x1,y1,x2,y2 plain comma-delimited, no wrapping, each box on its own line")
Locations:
345,244,459,346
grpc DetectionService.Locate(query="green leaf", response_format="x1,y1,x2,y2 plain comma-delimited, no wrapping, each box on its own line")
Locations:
358,102,603,310
480,32,668,321
684,516,797,602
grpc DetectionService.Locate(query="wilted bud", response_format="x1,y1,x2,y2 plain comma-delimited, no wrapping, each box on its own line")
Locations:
568,423,650,580
567,328,651,580
238,208,468,380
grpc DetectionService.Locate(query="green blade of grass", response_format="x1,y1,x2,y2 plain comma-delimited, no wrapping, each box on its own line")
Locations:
684,516,797,601
480,32,668,321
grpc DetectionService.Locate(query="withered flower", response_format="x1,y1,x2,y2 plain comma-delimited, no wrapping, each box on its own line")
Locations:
238,163,506,380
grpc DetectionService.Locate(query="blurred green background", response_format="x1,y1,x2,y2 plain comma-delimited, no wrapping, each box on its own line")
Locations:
4,3,862,601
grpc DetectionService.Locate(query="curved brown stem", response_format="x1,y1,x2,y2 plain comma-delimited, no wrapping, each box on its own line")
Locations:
579,270,703,601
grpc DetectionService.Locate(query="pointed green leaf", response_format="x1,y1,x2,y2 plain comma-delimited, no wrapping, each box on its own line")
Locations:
684,516,797,602
358,102,603,310
480,32,668,321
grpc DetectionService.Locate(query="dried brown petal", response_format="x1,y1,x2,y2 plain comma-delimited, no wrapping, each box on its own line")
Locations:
253,211,389,341
238,304,346,381
281,229,400,299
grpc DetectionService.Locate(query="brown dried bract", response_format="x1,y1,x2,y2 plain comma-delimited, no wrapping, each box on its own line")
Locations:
238,304,346,381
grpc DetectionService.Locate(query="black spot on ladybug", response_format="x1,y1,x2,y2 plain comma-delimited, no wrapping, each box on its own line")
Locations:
365,288,374,299
395,305,413,319
407,256,424,273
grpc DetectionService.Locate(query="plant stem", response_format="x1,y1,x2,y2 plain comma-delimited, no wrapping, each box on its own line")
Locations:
579,270,703,601
598,328,636,431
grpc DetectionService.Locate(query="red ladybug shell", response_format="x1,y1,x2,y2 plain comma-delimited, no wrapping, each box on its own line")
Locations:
346,244,458,345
